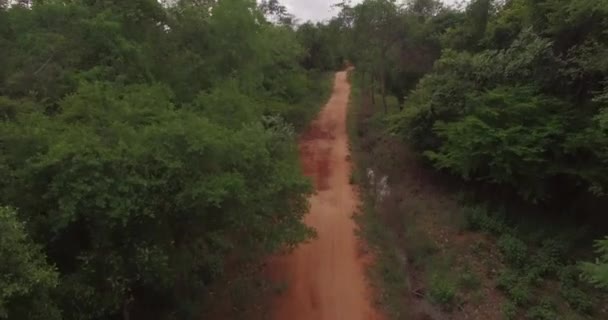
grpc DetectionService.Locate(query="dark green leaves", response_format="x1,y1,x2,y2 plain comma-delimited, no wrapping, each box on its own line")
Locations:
0,1,320,318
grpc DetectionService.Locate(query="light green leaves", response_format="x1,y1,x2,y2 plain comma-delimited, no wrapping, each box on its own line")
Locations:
581,237,608,289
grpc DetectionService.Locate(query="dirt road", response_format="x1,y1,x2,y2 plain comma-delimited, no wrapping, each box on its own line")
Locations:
269,71,383,320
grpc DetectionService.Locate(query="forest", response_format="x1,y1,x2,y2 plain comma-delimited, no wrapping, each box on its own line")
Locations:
1,0,608,319
0,0,332,319
333,0,608,319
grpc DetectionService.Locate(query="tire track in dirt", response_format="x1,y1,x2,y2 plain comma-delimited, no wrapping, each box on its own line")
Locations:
268,71,384,320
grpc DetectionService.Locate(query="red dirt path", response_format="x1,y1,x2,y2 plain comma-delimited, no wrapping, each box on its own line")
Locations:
268,71,384,320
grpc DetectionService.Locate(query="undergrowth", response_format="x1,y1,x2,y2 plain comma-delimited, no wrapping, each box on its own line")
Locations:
348,72,412,319
463,205,606,319
349,70,608,320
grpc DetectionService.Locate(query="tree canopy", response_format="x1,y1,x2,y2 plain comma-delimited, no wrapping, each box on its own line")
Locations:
0,0,330,318
333,0,608,296
3,0,608,318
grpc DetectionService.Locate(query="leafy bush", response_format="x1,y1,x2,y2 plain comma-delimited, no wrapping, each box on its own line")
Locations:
0,81,316,318
393,11,608,203
526,300,558,320
425,86,570,201
497,269,518,291
498,234,528,267
0,1,327,318
508,282,532,306
560,286,595,314
463,205,509,234
497,270,531,306
525,238,569,281
0,206,60,319
580,236,608,289
428,273,457,310
502,301,518,320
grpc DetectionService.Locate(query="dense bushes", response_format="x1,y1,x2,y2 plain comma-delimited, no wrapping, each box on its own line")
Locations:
581,237,608,289
1,82,313,318
389,1,608,284
463,206,602,317
0,206,59,319
387,0,608,294
391,0,607,200
0,0,326,318
340,0,608,316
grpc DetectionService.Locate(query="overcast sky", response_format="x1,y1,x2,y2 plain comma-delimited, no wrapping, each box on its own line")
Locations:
282,0,462,23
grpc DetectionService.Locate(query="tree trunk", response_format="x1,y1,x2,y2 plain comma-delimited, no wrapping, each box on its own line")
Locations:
398,95,405,110
360,70,366,92
381,75,387,114
370,75,376,106
123,297,131,320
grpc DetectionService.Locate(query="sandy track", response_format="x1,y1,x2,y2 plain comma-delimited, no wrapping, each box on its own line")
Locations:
268,71,383,320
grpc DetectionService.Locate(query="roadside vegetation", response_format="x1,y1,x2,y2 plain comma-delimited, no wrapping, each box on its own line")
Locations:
341,0,608,319
0,1,337,319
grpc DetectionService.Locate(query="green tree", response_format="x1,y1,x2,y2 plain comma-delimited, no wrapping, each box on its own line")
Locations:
0,0,322,318
0,206,60,320
581,237,608,289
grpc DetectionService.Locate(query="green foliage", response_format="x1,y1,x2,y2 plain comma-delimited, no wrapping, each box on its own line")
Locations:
0,206,60,320
498,234,528,267
581,237,608,289
502,301,518,320
428,272,457,310
526,299,558,320
527,238,568,280
426,86,570,200
560,285,595,314
296,21,345,71
496,270,532,306
345,0,608,318
336,0,460,111
1,80,314,318
0,1,329,318
393,0,608,202
463,205,509,234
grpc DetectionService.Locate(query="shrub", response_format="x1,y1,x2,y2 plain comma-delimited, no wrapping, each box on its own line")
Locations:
0,206,60,319
526,300,558,320
508,282,532,306
502,301,518,320
463,206,509,234
497,269,518,291
560,286,595,314
0,83,315,318
526,238,568,280
395,26,608,202
425,86,570,201
428,273,457,310
580,236,608,290
497,270,531,306
498,234,528,267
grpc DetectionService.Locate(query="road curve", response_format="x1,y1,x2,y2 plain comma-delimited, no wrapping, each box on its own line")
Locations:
268,70,384,320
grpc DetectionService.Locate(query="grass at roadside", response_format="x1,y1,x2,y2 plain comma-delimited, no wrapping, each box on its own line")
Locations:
347,71,413,319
